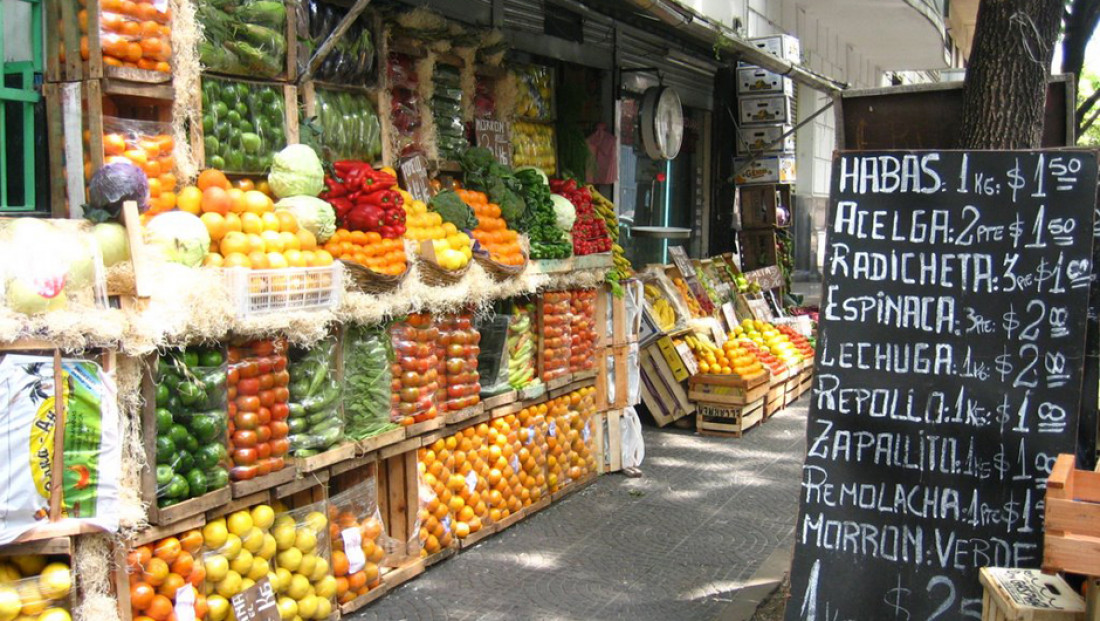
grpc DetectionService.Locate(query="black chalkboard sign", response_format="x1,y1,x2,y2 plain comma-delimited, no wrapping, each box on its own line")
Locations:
787,150,1098,621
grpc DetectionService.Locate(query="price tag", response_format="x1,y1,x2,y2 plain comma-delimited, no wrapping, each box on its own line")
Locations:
548,421,557,437
526,425,536,444
465,471,478,494
582,422,591,443
510,454,520,472
442,515,452,533
342,527,366,574
399,155,432,204
229,576,279,621
475,118,513,167
175,585,196,621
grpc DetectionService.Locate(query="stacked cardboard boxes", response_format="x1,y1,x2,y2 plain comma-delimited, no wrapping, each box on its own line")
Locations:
733,34,799,185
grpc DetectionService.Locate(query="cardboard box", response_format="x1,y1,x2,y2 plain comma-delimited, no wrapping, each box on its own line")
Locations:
733,155,797,185
737,124,795,155
738,94,794,125
737,66,794,96
746,34,801,63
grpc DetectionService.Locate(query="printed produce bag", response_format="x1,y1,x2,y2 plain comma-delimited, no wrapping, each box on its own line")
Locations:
390,314,438,425
417,443,454,556
506,301,536,389
153,346,230,508
515,403,549,504
198,0,287,78
201,77,288,173
272,501,337,619
226,339,290,481
288,339,344,458
85,0,172,72
0,355,121,545
342,324,399,440
127,529,205,620
539,291,572,381
435,313,480,412
0,219,107,316
328,479,388,604
200,504,278,613
0,556,73,619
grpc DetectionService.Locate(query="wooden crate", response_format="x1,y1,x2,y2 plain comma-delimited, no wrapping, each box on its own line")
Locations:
189,76,299,176
598,410,623,473
639,344,694,426
979,567,1084,621
739,229,779,271
596,280,643,348
45,0,174,84
738,183,792,229
375,445,422,564
763,382,785,418
596,345,631,411
689,372,770,406
696,399,765,438
1044,454,1100,576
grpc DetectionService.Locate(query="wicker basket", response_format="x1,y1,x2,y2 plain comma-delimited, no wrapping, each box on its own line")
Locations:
474,250,529,281
419,256,470,286
340,259,408,294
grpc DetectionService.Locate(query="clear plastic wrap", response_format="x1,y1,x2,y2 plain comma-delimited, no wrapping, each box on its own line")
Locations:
390,314,439,425
506,301,537,389
568,386,598,480
100,116,177,215
201,77,288,174
539,291,572,382
511,121,556,174
0,219,107,316
417,441,454,556
83,0,172,72
432,63,466,161
272,501,336,619
475,314,512,396
387,54,422,158
307,89,382,163
487,415,524,521
436,313,481,412
515,65,554,121
444,425,493,537
200,504,278,608
226,339,290,481
342,324,399,440
515,404,549,506
287,339,344,458
297,0,374,83
569,289,597,373
544,395,569,494
153,346,230,507
198,0,287,78
474,76,496,119
328,480,388,604
0,557,72,619
127,530,203,619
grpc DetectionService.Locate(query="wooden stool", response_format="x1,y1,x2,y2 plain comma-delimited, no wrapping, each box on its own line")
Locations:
979,567,1085,621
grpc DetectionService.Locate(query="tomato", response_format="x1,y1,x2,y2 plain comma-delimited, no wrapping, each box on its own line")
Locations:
238,361,260,379
237,377,260,396
270,403,289,421
256,458,272,477
227,348,241,364
268,455,285,470
256,424,272,443
228,401,238,417
256,441,271,459
272,355,287,372
252,341,276,357
227,386,238,401
235,411,260,430
269,421,288,439
230,465,257,480
233,447,258,464
269,439,289,458
273,386,290,403
237,396,260,412
273,370,290,387
227,366,239,385
400,387,420,403
232,429,258,448
258,389,276,408
257,357,274,375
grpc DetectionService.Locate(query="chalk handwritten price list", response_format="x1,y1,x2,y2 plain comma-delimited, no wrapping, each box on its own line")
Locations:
787,151,1097,621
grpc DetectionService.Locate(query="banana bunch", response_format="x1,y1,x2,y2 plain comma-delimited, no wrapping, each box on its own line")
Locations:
652,298,676,330
590,186,634,282
507,309,537,389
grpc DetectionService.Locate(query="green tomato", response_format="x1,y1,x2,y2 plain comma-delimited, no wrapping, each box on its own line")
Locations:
202,114,215,135
173,449,195,475
241,132,262,154
199,349,224,367
155,436,175,464
208,467,230,491
156,464,174,486
194,444,222,470
191,411,222,443
261,88,277,104
181,432,199,454
212,101,230,119
184,350,200,368
155,384,170,407
236,102,249,117
155,408,174,432
204,136,220,159
225,151,244,172
177,381,203,406
243,154,260,172
186,469,208,497
239,119,254,134
168,423,190,447
226,110,242,127
166,474,189,499
209,155,226,170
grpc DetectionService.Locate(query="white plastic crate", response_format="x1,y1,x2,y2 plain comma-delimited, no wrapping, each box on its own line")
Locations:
223,263,344,317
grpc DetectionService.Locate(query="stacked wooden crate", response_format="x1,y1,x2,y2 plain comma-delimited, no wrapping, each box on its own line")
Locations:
594,280,642,473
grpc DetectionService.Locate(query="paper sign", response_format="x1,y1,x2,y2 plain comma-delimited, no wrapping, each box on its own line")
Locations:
465,470,478,494
399,155,432,204
342,527,366,574
175,585,196,621
475,118,512,167
230,576,279,621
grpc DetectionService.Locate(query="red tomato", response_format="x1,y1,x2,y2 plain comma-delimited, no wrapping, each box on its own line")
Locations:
227,367,239,385
270,403,289,421
257,406,271,425
233,447,258,465
269,439,289,458
272,370,290,387
269,421,288,439
236,396,260,412
256,441,271,459
228,401,238,417
258,390,276,408
272,355,287,372
237,378,260,396
257,357,274,375
227,348,241,364
256,425,272,443
258,373,274,390
252,341,276,357
232,429,258,448
256,458,272,477
235,412,259,430
238,361,260,379
230,465,257,480
273,387,289,403
227,386,238,401
268,456,285,471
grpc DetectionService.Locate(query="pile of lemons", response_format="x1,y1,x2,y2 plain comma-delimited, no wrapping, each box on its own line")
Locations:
0,557,71,621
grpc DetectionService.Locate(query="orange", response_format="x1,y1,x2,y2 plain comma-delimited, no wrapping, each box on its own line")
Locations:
220,231,249,256
143,557,169,586
279,231,300,252
203,253,225,268
266,252,288,269
130,581,155,610
201,212,227,241
242,190,272,215
300,250,317,267
275,211,298,233
226,188,245,214
260,212,280,232
146,594,173,621
177,185,202,214
170,550,194,577
224,212,242,234
201,186,231,215
255,180,273,197
248,251,269,270
240,212,263,235
347,571,367,591
283,250,305,268
331,551,349,576
313,250,334,266
235,179,255,192
197,169,230,191
104,133,127,156
223,252,251,268
157,572,185,597
335,576,349,598
246,233,266,254
260,230,284,253
153,537,181,563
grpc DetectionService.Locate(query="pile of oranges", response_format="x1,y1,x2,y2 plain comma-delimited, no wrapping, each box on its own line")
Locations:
457,190,525,267
417,443,456,556
127,529,207,621
545,387,598,492
176,170,333,270
97,124,177,214
327,490,386,605
323,230,407,276
75,0,172,73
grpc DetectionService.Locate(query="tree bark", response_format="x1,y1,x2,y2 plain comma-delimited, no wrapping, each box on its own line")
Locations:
959,0,1063,149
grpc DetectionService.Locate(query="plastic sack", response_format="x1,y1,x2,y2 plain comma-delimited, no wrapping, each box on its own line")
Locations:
512,121,556,174
435,313,481,412
539,291,572,381
475,314,512,396
488,416,525,520
515,65,553,121
328,480,387,604
544,395,569,494
153,346,230,507
81,0,171,73
198,0,287,78
474,76,496,119
569,289,596,373
287,339,344,458
307,89,382,163
128,529,203,619
443,425,493,537
201,77,288,173
0,219,107,316
627,343,641,405
417,442,454,556
271,501,336,618
200,505,278,607
0,557,73,618
620,406,645,468
432,63,466,161
298,0,374,83
390,314,439,425
0,355,121,545
514,404,549,507
388,54,422,157
507,301,537,389
342,324,398,440
100,116,177,215
226,339,290,481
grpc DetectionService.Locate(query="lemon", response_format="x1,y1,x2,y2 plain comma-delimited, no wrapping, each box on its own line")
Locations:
222,534,242,559
241,527,265,554
250,505,275,531
9,557,43,578
258,533,278,560
293,530,316,554
295,595,318,620
247,557,270,581
204,554,229,582
274,567,292,592
215,570,243,598
303,511,327,533
227,511,253,536
240,577,255,591
207,595,230,621
229,549,254,576
276,597,297,621
297,554,316,579
203,518,229,549
0,565,19,584
0,587,21,621
37,564,70,600
307,557,328,583
272,523,297,551
17,582,45,616
313,575,336,599
275,548,302,573
286,574,310,600
35,609,69,621
314,597,332,620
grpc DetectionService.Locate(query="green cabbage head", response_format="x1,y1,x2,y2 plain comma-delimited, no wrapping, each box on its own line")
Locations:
268,144,324,199
275,196,336,243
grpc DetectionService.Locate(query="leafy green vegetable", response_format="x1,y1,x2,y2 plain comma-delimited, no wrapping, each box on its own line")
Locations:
459,147,528,229
430,190,479,230
343,324,398,440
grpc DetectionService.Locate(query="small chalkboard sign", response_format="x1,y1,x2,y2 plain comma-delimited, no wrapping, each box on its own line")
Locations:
475,118,512,167
399,155,432,204
786,150,1098,621
230,576,279,621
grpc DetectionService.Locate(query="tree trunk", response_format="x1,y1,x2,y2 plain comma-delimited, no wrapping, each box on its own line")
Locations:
959,0,1063,149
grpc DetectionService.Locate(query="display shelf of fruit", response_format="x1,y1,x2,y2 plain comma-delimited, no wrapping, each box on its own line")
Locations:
401,190,473,272
321,162,406,240
75,0,172,74
287,339,344,458
327,482,387,605
487,415,528,521
0,556,72,621
514,404,549,505
684,334,766,381
775,324,816,360
127,530,204,621
550,179,611,256
436,313,481,412
390,313,440,426
98,118,177,216
672,277,707,318
227,339,290,481
568,289,596,373
152,346,231,508
732,319,806,369
457,190,526,267
589,186,633,283
643,282,678,332
323,230,407,276
539,291,572,382
735,339,789,380
514,65,554,121
200,504,278,619
506,302,537,389
200,78,288,174
417,441,456,557
512,121,557,174
271,502,337,619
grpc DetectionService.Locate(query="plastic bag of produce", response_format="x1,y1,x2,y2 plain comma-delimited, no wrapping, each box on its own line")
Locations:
0,557,73,619
506,301,536,389
287,339,344,458
298,0,374,83
200,504,278,609
0,219,107,316
127,529,203,620
435,313,481,412
390,314,439,425
198,0,287,78
342,324,399,440
327,479,388,604
417,442,454,557
544,395,570,493
569,289,597,373
539,291,572,382
226,339,290,481
308,89,382,162
443,424,493,537
152,346,231,508
515,65,554,121
475,314,511,396
272,500,336,619
388,54,423,156
97,117,177,215
488,415,525,520
0,355,121,545
90,0,171,72
201,77,288,173
515,403,548,505
568,387,599,480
